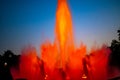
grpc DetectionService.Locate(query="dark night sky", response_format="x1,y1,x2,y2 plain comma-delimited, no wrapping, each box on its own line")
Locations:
0,0,120,55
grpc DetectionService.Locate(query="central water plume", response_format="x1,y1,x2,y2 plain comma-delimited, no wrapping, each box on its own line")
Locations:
55,0,74,69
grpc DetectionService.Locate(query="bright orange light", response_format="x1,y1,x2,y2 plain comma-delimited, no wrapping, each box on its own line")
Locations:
82,74,87,79
55,0,74,49
55,0,75,69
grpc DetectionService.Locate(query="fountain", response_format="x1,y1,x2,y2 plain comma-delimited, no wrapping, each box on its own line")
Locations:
11,0,111,80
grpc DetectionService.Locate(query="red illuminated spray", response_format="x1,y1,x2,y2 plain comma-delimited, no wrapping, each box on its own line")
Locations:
11,0,111,80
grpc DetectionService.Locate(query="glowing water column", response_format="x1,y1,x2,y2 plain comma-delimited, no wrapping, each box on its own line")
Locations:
55,0,74,69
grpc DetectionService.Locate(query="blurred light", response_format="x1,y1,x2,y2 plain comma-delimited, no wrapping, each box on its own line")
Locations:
66,76,70,80
44,74,48,80
4,62,7,66
82,74,87,79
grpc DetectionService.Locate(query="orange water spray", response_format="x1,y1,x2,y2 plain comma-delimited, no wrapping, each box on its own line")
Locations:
55,0,74,69
55,0,74,49
11,0,111,80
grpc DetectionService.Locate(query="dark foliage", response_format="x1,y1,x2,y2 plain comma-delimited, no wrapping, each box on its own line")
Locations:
0,50,20,80
108,77,120,80
109,29,120,68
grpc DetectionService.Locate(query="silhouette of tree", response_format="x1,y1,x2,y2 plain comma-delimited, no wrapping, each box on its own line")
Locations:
117,29,120,41
108,29,120,79
0,50,14,80
109,29,120,68
0,50,20,80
